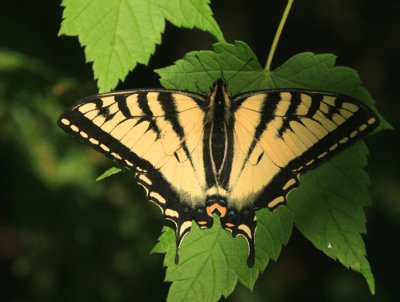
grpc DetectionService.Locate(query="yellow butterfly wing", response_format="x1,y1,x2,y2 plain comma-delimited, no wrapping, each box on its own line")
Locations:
228,90,379,210
58,90,210,258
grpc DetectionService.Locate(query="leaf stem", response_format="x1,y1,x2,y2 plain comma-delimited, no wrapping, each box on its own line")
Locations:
265,0,294,71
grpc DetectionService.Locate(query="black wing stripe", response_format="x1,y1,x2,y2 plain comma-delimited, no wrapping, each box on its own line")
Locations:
325,105,340,119
97,99,115,121
307,93,322,117
116,94,132,118
157,92,195,167
158,92,184,138
278,92,301,136
246,93,280,159
137,92,152,115
137,92,161,137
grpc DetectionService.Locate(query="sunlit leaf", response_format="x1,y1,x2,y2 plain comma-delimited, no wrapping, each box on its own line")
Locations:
59,0,224,92
96,167,122,181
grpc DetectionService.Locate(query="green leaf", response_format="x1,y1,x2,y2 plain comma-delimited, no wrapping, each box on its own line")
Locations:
157,41,268,95
154,0,224,42
289,142,375,293
96,167,122,181
154,41,385,299
59,0,223,92
152,208,293,302
264,52,390,293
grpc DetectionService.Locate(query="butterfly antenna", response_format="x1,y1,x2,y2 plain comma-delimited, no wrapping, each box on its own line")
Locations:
226,58,253,84
195,81,206,94
195,55,215,82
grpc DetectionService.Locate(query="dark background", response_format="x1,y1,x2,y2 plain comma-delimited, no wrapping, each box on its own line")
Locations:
0,1,399,301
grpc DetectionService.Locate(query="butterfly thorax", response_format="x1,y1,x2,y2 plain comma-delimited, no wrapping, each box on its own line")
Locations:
208,79,232,124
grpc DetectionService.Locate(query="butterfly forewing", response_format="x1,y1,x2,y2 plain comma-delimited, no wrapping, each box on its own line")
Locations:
58,90,210,247
230,90,379,210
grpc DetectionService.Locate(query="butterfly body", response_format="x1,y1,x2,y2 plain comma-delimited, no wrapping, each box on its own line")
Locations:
58,79,378,267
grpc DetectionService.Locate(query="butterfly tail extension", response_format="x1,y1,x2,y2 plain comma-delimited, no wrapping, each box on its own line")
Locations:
221,207,257,267
163,208,194,265
137,179,194,265
134,170,200,265
173,218,193,265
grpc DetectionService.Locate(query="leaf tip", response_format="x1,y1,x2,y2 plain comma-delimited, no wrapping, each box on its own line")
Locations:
95,167,122,181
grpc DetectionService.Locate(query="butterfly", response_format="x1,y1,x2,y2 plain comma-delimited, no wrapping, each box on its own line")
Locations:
58,78,379,267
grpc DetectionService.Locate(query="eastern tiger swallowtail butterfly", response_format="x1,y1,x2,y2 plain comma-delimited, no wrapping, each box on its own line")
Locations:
58,79,379,267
